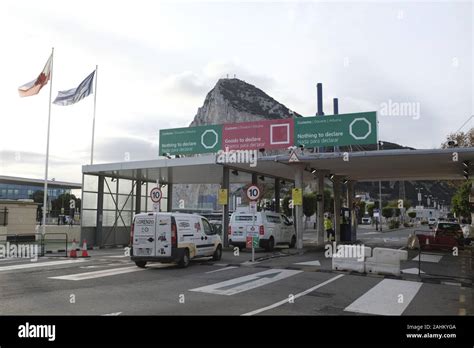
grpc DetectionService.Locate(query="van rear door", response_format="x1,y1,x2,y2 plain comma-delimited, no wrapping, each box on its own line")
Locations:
133,214,157,257
155,215,172,257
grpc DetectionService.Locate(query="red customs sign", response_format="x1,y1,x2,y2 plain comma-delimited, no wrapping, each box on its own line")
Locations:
222,119,294,151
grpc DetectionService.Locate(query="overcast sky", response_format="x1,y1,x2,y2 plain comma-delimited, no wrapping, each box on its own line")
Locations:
0,0,472,183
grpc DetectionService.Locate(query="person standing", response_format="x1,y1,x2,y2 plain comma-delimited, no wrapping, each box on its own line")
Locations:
324,213,335,242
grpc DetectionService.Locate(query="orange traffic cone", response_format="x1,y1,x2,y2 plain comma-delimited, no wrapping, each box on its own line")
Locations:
81,239,90,257
69,239,77,258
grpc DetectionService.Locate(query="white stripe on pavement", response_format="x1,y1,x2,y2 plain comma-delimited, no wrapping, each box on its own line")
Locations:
102,312,122,316
401,268,425,274
49,266,143,281
205,266,238,274
411,254,443,263
242,274,344,316
344,279,422,315
294,260,321,266
190,269,302,296
0,259,87,272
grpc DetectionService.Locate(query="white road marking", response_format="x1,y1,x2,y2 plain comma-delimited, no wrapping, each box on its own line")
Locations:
102,312,122,316
190,269,302,296
242,274,344,316
206,266,238,274
241,260,262,266
0,259,87,272
401,268,425,274
49,266,143,281
411,254,443,263
294,260,321,266
344,279,422,315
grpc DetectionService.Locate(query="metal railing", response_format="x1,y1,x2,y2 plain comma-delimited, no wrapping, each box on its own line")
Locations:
0,233,68,258
412,230,472,283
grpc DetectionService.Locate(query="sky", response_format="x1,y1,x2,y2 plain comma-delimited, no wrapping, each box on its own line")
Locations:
0,0,472,183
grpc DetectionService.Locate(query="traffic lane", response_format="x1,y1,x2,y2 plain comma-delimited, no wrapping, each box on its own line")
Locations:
0,264,338,315
252,273,380,316
403,283,472,315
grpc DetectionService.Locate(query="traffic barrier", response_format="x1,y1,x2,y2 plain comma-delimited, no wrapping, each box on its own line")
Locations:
81,239,90,258
365,247,408,276
332,245,372,273
69,239,77,258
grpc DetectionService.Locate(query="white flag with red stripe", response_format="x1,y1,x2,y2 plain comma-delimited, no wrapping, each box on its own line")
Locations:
18,54,53,97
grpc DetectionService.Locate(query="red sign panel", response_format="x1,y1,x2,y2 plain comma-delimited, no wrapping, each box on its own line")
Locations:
222,119,294,151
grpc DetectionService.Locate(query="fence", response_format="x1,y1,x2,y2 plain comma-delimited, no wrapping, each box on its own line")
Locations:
412,230,472,284
0,233,68,258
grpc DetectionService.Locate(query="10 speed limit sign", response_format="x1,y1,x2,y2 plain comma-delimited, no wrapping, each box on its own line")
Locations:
246,185,260,201
150,187,162,203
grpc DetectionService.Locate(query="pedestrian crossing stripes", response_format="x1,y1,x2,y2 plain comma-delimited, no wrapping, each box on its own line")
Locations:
0,259,87,272
344,279,422,315
49,266,144,281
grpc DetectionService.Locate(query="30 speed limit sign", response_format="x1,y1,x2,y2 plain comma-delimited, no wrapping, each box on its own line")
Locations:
150,187,162,203
246,185,260,201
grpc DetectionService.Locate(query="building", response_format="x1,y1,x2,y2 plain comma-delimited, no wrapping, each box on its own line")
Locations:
0,175,81,201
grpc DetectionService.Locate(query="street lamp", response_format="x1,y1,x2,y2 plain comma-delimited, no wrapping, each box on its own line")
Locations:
416,187,423,206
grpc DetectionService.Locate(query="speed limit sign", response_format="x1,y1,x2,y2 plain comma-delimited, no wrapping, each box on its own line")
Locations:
150,187,162,203
246,185,260,201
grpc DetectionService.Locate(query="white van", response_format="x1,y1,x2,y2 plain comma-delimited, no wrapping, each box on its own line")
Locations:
228,210,296,251
130,212,222,268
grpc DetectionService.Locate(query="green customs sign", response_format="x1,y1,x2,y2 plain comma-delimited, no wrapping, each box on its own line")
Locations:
294,111,377,147
159,125,222,155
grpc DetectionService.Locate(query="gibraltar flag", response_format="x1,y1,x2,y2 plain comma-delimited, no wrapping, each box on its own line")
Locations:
18,54,53,97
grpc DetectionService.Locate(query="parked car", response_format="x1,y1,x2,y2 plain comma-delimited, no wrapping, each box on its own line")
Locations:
361,214,372,225
428,217,437,228
228,209,296,251
417,221,464,250
130,212,222,268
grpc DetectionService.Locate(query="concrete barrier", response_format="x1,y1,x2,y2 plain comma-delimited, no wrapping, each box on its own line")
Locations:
365,247,408,276
332,245,372,273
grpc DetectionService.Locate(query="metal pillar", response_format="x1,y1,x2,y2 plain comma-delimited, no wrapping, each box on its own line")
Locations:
252,173,258,185
96,175,104,247
317,172,325,244
167,184,173,212
135,179,141,214
274,178,280,213
347,180,356,240
333,176,341,243
223,167,230,247
294,165,304,249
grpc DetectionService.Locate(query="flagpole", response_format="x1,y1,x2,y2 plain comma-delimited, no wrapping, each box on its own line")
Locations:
42,47,54,234
90,65,98,165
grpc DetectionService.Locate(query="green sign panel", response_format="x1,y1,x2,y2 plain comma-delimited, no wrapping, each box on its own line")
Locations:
294,111,377,147
159,125,222,155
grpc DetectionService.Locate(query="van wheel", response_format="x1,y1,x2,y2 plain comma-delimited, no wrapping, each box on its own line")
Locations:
178,249,190,268
135,261,147,268
289,235,296,248
212,245,222,261
265,237,275,252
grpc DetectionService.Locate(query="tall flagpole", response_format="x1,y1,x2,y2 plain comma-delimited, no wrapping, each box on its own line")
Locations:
90,65,98,165
42,47,54,234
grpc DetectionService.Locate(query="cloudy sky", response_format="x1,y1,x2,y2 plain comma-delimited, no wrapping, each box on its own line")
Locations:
0,0,472,183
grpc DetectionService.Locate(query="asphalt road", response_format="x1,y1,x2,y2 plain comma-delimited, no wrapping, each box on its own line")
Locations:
0,242,470,316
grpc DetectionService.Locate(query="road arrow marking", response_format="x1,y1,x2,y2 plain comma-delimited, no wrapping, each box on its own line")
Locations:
294,260,321,266
190,269,302,296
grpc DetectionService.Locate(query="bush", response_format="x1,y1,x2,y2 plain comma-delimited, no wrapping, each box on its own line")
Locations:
389,220,401,229
403,222,411,227
408,212,416,219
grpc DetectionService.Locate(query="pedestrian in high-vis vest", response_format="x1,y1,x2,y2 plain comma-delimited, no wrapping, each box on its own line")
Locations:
324,213,335,242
